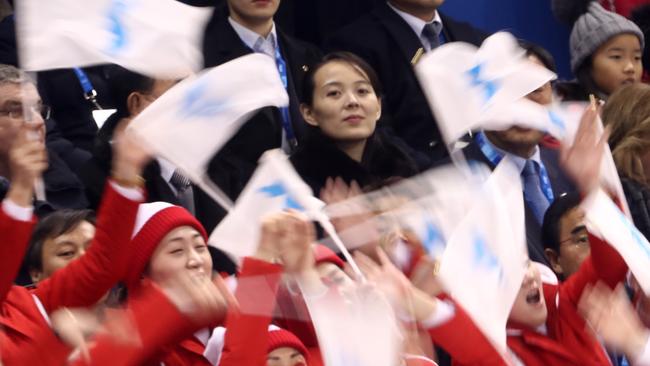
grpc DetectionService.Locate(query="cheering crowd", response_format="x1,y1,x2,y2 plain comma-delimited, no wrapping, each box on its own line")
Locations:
3,0,650,365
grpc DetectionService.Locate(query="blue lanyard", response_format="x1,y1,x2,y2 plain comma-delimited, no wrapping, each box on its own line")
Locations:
476,132,554,203
72,67,102,109
273,44,297,147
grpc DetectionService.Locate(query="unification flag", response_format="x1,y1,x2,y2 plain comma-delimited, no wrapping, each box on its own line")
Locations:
128,54,289,210
208,149,324,260
437,158,528,355
583,189,650,295
415,32,556,146
16,0,212,78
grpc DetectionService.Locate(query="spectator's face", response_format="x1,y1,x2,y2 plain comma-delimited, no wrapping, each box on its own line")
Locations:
316,262,355,290
390,0,445,13
228,0,280,26
545,207,590,279
0,82,46,156
509,261,548,328
484,127,545,158
591,34,642,96
128,79,178,117
146,226,213,288
525,55,553,106
301,61,381,144
267,347,307,366
30,221,95,284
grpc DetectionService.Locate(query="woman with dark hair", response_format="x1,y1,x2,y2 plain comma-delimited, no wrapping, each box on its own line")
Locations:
290,51,419,195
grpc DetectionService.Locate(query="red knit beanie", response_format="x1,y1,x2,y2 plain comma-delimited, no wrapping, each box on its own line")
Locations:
268,328,309,362
313,244,344,269
125,202,208,290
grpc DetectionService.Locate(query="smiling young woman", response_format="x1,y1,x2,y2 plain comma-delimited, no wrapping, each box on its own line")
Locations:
290,52,419,196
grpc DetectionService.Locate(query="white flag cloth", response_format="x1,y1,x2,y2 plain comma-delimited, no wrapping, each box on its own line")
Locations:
320,163,484,255
482,99,631,218
16,0,212,78
209,149,324,260
583,189,650,294
128,54,289,209
438,158,528,354
304,287,400,366
415,32,556,146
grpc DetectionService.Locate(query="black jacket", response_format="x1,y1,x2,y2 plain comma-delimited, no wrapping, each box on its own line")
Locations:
325,3,488,163
462,141,575,266
622,177,650,241
290,130,420,196
80,112,236,273
0,147,88,217
202,11,322,201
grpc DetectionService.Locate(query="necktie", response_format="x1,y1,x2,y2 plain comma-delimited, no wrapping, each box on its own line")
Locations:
522,160,550,225
254,35,276,60
422,21,442,51
169,169,195,214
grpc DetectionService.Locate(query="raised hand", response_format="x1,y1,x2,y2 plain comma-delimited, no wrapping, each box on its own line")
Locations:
578,282,649,360
321,177,385,255
276,211,317,274
6,123,48,206
354,248,441,322
560,101,609,194
256,210,317,273
50,308,102,363
111,119,152,187
161,273,236,326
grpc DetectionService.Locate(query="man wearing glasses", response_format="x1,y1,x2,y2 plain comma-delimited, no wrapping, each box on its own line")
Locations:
0,64,87,214
542,192,591,280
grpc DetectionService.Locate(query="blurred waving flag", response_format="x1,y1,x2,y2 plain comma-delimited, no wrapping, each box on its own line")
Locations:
128,54,289,210
583,189,650,295
16,0,212,78
494,101,631,218
305,286,400,366
438,158,528,355
209,149,324,261
414,32,556,146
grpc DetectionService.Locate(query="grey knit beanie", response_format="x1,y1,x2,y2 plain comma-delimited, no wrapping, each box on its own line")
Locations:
553,0,645,73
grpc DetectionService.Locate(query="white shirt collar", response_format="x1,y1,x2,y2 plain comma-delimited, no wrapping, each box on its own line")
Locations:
228,17,278,51
157,157,176,183
482,133,542,174
194,328,211,346
387,1,443,50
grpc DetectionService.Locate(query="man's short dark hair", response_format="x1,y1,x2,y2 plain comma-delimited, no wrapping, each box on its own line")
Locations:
104,65,155,116
542,191,582,252
518,40,557,74
23,209,96,273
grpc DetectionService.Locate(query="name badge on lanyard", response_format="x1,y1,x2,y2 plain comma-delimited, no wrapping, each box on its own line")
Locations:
273,44,297,149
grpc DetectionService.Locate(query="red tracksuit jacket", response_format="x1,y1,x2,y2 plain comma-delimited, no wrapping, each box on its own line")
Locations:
0,183,141,366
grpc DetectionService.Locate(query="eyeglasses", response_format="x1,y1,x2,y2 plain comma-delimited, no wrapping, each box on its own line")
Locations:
559,233,590,247
0,104,51,120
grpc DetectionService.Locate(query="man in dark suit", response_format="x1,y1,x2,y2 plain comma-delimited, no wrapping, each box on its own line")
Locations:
79,66,237,273
325,0,487,164
0,64,88,215
462,127,575,266
202,0,321,201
